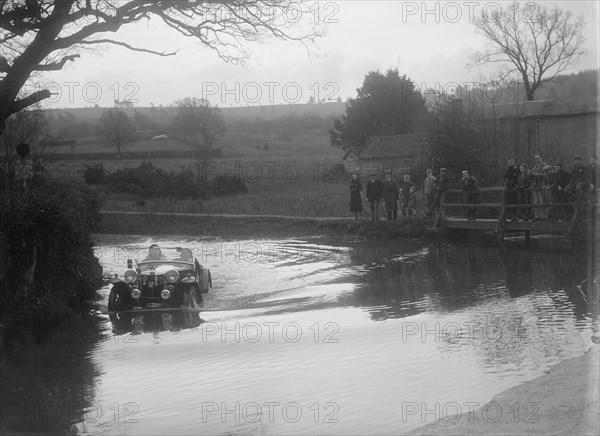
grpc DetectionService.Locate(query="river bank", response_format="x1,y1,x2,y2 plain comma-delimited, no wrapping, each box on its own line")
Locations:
409,345,599,435
97,210,428,240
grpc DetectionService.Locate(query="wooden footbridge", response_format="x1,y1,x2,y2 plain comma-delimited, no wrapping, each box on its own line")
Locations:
431,187,594,241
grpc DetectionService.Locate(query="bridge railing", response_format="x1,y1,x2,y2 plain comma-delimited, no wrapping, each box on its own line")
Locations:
433,186,591,234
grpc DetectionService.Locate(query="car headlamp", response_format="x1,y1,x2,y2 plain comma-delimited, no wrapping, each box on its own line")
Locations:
124,269,138,283
165,270,179,283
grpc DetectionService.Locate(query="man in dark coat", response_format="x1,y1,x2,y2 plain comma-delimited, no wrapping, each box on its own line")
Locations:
461,170,479,221
588,156,599,189
564,155,590,202
502,159,520,220
366,173,382,221
427,168,449,218
381,170,399,220
516,164,532,221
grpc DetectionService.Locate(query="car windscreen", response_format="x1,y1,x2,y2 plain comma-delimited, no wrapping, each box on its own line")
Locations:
137,260,193,269
138,248,195,264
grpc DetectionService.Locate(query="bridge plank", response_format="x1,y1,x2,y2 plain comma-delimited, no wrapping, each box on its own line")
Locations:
444,203,502,208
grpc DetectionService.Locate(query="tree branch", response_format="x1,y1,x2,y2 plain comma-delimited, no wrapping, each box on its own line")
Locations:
6,89,52,117
33,53,80,70
78,39,179,56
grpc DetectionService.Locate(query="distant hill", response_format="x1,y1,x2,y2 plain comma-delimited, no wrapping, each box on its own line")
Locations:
42,101,347,141
44,101,346,124
423,69,599,108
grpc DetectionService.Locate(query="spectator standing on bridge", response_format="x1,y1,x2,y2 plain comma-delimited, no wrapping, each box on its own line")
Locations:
564,156,590,202
366,173,382,222
428,167,449,218
503,159,520,221
550,163,571,221
541,165,554,220
587,156,598,217
381,170,399,220
423,168,437,218
516,164,532,221
400,175,416,218
587,156,598,190
531,155,549,220
461,170,479,221
349,172,363,220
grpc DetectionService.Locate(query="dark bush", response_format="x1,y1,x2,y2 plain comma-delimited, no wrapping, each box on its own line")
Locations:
210,175,248,197
90,160,246,199
0,184,103,323
83,163,105,184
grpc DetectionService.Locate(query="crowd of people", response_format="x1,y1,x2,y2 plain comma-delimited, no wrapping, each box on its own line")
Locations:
349,168,450,221
502,154,598,222
348,154,598,222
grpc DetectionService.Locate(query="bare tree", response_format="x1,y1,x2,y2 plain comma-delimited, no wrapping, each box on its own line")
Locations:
172,97,225,159
470,3,585,101
98,107,136,160
0,1,324,134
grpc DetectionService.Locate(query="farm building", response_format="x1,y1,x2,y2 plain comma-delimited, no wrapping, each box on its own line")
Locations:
342,98,598,184
342,133,426,177
484,97,599,165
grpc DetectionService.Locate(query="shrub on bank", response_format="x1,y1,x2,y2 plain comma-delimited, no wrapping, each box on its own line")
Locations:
83,162,105,184
0,183,103,323
87,160,247,199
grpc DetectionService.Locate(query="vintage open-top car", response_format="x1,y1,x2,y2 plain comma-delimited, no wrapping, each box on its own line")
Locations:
107,246,212,311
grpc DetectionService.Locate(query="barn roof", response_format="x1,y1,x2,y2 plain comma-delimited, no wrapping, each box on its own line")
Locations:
342,147,361,160
487,96,599,119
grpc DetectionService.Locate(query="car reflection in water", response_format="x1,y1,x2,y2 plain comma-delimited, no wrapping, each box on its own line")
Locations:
109,309,204,336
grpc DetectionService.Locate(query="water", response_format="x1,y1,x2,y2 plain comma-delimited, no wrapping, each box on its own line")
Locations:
1,236,595,435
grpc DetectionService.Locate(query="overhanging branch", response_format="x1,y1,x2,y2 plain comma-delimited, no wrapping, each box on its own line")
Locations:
33,54,81,71
6,90,52,117
78,39,179,56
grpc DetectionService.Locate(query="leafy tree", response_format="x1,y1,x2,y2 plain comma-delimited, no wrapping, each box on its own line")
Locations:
471,3,585,101
98,108,137,160
426,97,497,184
329,69,427,150
0,1,323,134
172,97,225,159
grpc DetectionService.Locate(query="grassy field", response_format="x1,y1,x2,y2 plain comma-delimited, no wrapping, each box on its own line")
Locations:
42,124,434,219
43,128,373,217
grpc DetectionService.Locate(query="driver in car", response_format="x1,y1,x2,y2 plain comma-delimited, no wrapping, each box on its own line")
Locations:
179,248,193,262
144,244,167,260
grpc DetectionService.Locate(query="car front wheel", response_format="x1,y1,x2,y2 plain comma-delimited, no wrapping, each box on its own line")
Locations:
181,286,201,309
108,283,131,312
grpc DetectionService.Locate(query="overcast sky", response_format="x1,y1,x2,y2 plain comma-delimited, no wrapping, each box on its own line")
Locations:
35,0,599,109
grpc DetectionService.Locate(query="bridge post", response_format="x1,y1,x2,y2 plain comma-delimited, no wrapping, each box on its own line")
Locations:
495,188,506,237
440,191,446,229
433,191,446,229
